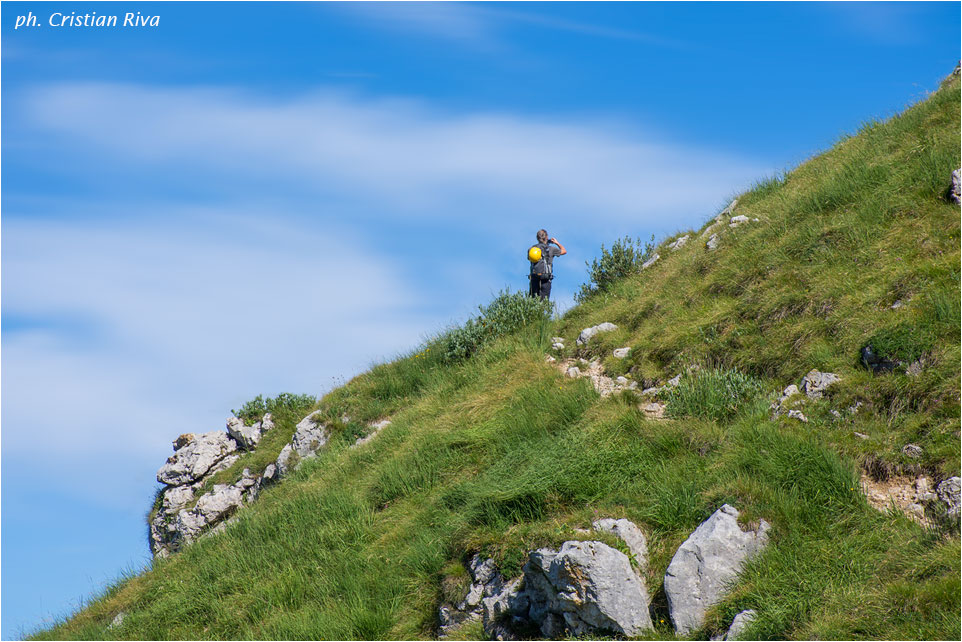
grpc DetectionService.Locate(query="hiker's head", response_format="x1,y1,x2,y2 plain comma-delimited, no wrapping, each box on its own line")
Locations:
536,229,549,244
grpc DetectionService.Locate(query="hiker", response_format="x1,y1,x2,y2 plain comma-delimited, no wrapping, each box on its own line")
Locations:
528,229,566,300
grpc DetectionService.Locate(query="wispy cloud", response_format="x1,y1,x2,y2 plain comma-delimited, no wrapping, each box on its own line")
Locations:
18,82,765,224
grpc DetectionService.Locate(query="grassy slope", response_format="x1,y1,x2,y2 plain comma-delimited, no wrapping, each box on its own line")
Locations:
33,74,960,641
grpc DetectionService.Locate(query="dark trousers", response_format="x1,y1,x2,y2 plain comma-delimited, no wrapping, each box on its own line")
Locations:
529,274,552,300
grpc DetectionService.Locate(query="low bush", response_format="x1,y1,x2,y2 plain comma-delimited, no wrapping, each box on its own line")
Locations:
575,235,655,302
232,392,317,425
438,290,552,363
664,367,764,422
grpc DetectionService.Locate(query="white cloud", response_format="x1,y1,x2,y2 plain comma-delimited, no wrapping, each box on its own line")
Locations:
19,82,767,224
1,213,431,492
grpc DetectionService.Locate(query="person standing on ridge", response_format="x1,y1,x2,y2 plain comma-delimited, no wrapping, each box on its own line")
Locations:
528,229,566,300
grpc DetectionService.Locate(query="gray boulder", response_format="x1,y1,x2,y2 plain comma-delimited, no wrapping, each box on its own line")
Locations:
901,444,923,459
937,476,961,519
157,431,238,486
576,322,618,346
275,410,328,476
706,234,720,251
592,518,648,569
664,504,770,635
642,253,660,269
613,347,631,359
524,540,653,637
799,370,841,399
723,609,757,640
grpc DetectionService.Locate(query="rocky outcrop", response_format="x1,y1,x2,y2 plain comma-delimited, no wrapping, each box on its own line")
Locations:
664,504,770,635
524,540,653,637
439,555,514,637
275,410,328,476
641,253,660,270
157,431,238,486
151,409,326,557
576,322,618,346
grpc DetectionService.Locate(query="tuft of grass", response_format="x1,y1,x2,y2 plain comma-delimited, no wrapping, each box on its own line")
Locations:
664,367,764,422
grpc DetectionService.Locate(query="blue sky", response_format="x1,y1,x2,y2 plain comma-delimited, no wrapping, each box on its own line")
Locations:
1,1,958,637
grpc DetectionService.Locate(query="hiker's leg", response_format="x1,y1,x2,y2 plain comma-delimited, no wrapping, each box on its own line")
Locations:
529,275,539,297
540,278,551,300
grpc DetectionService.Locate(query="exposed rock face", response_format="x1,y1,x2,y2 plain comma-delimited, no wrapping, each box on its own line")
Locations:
641,253,660,269
937,476,961,519
157,431,238,486
664,504,770,636
668,235,690,251
524,540,653,637
275,410,328,476
770,384,800,418
481,577,527,640
722,609,757,640
787,409,808,423
439,554,516,637
576,322,618,346
799,370,841,399
591,518,648,569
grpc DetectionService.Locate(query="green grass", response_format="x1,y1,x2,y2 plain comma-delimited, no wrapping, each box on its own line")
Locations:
31,73,960,640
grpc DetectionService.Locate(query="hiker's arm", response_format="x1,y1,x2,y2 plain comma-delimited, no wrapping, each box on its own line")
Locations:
550,238,567,256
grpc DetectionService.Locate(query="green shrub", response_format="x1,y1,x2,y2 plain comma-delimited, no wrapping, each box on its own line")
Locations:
664,367,763,422
575,235,655,302
864,323,936,364
438,290,552,363
232,392,317,425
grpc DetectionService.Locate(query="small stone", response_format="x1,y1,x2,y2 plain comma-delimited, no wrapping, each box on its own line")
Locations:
951,169,961,204
902,444,923,459
723,609,757,641
642,253,660,269
667,374,682,387
641,402,667,419
612,347,630,359
848,401,863,414
905,360,924,377
109,612,125,629
615,376,629,385
552,342,565,351
668,235,690,251
889,300,904,310
729,215,751,227
854,432,870,440
707,234,720,251
830,410,842,419
566,367,581,378
799,370,841,399
552,337,565,344
576,322,618,346
787,409,808,423
937,477,961,518
544,355,556,363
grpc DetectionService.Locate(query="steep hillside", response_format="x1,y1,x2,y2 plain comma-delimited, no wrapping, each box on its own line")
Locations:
33,70,960,641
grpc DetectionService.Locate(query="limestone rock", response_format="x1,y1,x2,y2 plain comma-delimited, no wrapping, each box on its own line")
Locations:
576,322,618,346
175,483,245,542
640,402,667,419
551,342,565,351
937,476,961,519
354,419,391,448
226,416,262,450
951,168,961,204
664,504,770,635
439,554,516,638
161,485,195,513
729,215,750,227
613,347,631,359
706,234,720,251
552,337,565,344
524,540,653,637
592,518,648,569
902,444,923,459
275,410,328,476
566,367,581,378
668,235,690,251
108,612,125,630
544,355,556,363
641,253,660,270
723,609,757,640
854,432,870,440
799,370,841,399
157,431,238,486
787,409,808,423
